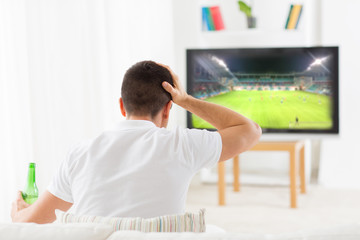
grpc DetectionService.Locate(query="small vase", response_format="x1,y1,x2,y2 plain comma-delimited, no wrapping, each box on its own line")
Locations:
247,16,256,28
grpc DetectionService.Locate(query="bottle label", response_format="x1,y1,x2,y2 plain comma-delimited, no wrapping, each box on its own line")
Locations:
22,193,38,204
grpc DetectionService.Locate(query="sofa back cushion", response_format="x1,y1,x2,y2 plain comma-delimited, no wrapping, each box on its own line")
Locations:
55,209,206,232
0,223,113,240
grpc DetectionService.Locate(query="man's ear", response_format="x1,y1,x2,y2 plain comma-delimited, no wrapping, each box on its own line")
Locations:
162,101,172,119
119,98,126,117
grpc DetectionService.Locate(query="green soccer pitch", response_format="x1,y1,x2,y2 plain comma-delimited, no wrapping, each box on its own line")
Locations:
191,90,333,130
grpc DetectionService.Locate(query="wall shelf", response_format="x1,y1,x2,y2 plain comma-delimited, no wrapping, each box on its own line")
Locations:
195,0,320,49
198,29,310,48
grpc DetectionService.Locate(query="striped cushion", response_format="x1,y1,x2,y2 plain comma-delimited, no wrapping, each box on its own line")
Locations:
55,209,206,232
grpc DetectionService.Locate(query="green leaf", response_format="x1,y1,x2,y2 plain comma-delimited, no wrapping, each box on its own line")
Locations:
238,1,252,17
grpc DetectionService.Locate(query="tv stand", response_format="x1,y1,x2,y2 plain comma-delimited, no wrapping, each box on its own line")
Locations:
218,141,306,208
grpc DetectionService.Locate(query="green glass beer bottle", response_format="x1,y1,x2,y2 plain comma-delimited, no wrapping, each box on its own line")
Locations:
22,163,39,204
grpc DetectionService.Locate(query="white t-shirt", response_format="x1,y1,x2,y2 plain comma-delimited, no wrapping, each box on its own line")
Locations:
48,120,222,218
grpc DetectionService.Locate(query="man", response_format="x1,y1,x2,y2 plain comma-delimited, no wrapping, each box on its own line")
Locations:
11,61,261,223
295,116,299,127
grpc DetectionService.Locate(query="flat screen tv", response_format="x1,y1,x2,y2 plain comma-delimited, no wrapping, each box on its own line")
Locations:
186,47,339,134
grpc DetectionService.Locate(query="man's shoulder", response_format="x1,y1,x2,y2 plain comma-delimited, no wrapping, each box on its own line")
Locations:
68,125,219,153
178,127,219,136
66,138,93,158
164,126,220,143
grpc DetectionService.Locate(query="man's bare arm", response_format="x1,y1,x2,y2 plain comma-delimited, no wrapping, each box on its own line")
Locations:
161,65,262,162
11,191,72,223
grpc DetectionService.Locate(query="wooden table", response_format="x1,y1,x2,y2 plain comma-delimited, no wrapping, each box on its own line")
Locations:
218,141,306,208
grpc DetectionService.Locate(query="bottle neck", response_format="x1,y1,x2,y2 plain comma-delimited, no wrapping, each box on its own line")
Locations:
27,163,36,184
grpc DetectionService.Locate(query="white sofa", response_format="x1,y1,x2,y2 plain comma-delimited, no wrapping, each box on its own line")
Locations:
1,222,360,240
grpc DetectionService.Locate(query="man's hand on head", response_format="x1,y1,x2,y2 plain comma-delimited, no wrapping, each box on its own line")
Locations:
158,62,261,162
159,64,190,107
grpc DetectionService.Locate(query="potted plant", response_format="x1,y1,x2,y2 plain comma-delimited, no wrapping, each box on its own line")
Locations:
238,1,256,28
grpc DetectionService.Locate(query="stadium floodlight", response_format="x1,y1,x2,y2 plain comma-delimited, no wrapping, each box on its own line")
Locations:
310,57,327,67
307,56,330,73
211,56,229,71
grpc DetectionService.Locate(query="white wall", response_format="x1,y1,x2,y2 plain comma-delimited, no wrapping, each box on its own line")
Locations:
172,0,199,128
318,0,360,189
27,0,175,193
0,0,175,222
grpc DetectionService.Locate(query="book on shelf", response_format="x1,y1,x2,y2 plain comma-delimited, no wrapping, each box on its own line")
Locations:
285,4,303,30
202,6,225,31
210,6,225,31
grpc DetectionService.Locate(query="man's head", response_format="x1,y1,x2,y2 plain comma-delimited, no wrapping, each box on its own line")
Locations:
120,61,174,124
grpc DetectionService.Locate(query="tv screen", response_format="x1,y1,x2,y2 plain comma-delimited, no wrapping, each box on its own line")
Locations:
186,47,339,134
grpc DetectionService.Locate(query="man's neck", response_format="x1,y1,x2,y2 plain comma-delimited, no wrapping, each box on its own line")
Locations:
127,115,161,128
127,115,153,121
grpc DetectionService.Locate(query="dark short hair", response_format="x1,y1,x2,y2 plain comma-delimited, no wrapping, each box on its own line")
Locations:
121,61,174,118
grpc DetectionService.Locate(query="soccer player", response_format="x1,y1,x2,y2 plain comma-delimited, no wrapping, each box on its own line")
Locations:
295,116,299,126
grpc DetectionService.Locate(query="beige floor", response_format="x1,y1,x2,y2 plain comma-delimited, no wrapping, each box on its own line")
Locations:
186,183,360,234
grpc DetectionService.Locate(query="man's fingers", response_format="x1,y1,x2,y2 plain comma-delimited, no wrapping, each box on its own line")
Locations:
157,63,178,85
17,191,25,203
17,191,23,199
16,191,30,207
17,193,24,204
162,82,175,94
